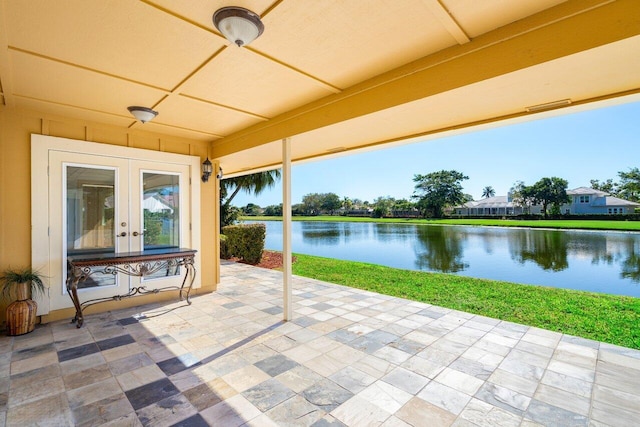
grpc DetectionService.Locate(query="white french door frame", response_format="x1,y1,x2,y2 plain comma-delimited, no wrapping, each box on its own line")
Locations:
31,135,202,315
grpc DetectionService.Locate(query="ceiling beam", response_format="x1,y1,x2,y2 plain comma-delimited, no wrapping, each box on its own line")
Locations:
423,0,470,45
212,0,638,158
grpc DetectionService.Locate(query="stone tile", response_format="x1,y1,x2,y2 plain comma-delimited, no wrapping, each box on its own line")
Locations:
71,393,133,426
448,357,494,381
9,363,60,391
136,393,197,427
435,367,484,396
242,378,295,412
60,352,107,376
125,378,180,411
282,343,323,364
57,342,101,363
498,357,544,381
458,398,521,427
534,384,590,416
524,399,588,427
329,366,376,393
108,352,155,376
474,382,530,416
331,395,391,427
171,413,209,427
380,415,412,427
417,380,472,415
540,370,592,398
382,366,429,395
223,364,272,393
266,395,325,427
546,360,595,383
358,381,412,414
303,378,354,412
373,345,411,365
388,337,424,355
157,353,200,376
66,377,122,410
275,365,324,393
116,364,166,391
11,342,56,362
63,362,112,390
305,354,348,377
200,394,261,427
183,382,223,411
401,355,446,379
488,368,539,397
254,354,300,377
591,398,640,426
8,375,65,408
96,333,136,351
395,397,456,427
6,393,74,426
592,383,640,415
11,350,59,375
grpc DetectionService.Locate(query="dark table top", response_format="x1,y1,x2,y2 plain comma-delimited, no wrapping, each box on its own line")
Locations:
67,248,197,265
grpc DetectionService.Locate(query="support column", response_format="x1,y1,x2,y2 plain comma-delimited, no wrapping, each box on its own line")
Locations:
282,138,292,321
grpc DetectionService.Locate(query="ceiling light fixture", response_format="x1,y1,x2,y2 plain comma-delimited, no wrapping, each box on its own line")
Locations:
127,106,158,123
525,99,572,113
213,6,264,47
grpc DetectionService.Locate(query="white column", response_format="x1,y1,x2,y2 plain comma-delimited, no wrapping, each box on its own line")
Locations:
282,138,292,321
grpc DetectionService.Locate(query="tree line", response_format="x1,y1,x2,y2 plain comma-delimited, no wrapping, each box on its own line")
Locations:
220,167,640,227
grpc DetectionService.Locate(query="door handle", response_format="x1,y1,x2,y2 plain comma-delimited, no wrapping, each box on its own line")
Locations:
132,231,144,236
117,232,127,237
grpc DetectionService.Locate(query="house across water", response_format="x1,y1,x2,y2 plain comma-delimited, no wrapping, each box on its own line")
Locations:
456,187,640,216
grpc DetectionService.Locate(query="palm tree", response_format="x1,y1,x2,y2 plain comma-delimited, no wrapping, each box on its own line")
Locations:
482,186,495,199
220,169,281,229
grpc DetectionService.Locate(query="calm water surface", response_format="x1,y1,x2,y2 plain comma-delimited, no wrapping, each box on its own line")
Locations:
246,220,640,297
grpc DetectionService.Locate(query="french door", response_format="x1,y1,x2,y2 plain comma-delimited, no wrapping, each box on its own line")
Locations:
48,151,191,311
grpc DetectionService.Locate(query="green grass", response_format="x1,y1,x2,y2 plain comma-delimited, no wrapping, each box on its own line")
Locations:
291,253,640,349
242,216,640,232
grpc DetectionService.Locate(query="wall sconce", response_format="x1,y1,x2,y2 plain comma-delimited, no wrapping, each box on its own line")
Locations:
213,6,264,47
201,157,213,182
127,106,158,123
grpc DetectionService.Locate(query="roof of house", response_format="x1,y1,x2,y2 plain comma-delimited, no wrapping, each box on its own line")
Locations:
464,196,512,208
567,187,609,196
603,196,640,207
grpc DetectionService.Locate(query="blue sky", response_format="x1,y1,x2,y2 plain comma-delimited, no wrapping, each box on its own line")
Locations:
232,99,640,208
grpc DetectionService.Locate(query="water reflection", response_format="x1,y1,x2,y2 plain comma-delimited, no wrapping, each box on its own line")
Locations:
414,226,469,273
509,230,569,272
252,220,640,297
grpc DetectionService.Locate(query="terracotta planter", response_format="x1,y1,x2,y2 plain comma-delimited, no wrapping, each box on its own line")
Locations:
6,282,37,336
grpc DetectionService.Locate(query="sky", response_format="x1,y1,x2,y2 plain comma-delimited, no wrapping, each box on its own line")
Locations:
231,99,640,208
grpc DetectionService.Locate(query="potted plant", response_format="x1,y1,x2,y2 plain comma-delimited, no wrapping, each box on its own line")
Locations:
0,267,46,335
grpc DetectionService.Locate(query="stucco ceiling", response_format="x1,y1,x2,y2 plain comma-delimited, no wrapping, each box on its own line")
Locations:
1,0,639,175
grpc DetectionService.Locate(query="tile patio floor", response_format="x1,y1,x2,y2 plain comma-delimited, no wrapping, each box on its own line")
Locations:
2,260,640,426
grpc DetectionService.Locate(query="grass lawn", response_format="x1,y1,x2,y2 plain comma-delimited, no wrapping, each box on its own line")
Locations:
243,216,640,232
291,253,640,350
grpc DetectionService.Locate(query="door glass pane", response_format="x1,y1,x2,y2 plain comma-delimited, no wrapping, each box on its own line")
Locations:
142,173,180,279
66,166,116,288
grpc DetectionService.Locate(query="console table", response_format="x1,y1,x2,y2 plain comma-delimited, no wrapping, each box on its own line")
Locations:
66,248,197,327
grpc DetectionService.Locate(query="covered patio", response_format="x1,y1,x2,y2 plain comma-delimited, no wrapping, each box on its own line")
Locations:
4,261,638,426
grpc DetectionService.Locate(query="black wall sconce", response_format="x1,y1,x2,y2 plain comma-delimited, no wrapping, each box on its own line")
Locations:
201,157,213,182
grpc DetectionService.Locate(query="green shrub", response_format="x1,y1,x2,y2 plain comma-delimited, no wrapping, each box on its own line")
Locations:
222,223,266,264
220,234,232,259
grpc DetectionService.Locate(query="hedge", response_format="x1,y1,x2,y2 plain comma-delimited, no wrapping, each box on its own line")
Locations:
221,223,266,265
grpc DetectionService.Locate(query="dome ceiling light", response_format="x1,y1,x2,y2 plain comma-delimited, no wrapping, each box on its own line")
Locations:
127,106,158,123
213,6,264,47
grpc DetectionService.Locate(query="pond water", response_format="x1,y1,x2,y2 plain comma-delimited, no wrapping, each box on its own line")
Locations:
245,220,640,298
